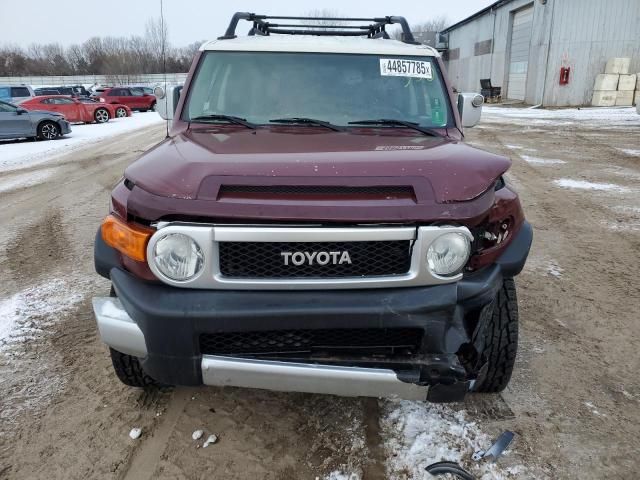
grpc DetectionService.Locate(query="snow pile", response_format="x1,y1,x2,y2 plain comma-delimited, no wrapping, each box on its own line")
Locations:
553,178,630,193
380,400,526,480
0,279,85,351
483,105,639,129
0,112,163,173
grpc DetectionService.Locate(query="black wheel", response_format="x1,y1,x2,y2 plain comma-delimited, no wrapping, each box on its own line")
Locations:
115,107,128,118
473,278,519,393
37,121,60,140
94,108,110,123
109,348,157,387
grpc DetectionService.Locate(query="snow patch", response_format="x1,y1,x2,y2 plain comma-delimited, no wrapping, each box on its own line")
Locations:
521,155,566,165
0,167,57,193
325,472,359,480
381,400,527,479
547,262,563,278
129,427,142,439
553,178,630,193
0,113,163,173
0,279,85,350
617,148,640,157
483,106,639,129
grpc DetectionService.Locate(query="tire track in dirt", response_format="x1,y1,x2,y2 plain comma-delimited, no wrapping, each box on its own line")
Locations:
120,389,194,480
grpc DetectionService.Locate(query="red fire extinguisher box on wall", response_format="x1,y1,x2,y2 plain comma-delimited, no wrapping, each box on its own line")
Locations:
560,67,571,85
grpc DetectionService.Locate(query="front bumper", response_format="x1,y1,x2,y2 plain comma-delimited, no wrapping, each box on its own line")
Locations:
93,222,532,402
58,119,71,135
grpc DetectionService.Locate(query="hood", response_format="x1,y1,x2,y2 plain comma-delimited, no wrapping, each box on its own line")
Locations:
126,127,510,205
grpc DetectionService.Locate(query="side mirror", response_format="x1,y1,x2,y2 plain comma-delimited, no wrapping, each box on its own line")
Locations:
154,85,184,120
457,93,484,128
16,107,28,115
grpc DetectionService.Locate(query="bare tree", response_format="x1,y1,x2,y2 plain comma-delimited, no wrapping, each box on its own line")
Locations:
145,16,168,73
391,16,450,41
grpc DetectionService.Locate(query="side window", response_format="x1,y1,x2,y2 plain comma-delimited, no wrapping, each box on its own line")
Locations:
55,98,74,105
120,89,131,97
130,88,143,96
0,87,10,98
107,89,119,96
41,98,53,104
11,87,31,97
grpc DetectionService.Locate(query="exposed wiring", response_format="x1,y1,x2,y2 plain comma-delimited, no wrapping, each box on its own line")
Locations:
426,461,476,479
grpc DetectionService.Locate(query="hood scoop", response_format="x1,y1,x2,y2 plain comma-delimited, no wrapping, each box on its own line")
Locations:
218,184,416,202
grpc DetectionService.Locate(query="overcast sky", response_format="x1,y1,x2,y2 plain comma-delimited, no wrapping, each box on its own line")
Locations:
0,0,495,47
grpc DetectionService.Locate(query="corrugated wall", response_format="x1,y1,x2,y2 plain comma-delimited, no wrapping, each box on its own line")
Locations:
542,0,640,106
444,0,640,106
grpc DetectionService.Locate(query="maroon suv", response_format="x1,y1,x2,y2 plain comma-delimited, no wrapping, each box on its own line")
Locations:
92,13,532,403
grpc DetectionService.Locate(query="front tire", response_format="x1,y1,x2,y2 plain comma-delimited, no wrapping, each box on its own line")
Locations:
473,278,519,393
37,121,60,140
115,107,127,118
94,108,110,123
109,348,157,387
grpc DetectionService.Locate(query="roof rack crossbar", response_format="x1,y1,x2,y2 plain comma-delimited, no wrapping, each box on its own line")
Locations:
219,12,418,44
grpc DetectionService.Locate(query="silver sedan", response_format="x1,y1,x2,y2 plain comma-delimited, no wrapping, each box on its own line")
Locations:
0,100,71,141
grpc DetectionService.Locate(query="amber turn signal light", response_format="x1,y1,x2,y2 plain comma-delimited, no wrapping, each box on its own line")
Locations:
101,215,153,262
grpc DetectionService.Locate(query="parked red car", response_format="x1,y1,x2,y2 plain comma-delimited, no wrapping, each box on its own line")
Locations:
93,87,156,112
21,95,130,123
79,98,132,119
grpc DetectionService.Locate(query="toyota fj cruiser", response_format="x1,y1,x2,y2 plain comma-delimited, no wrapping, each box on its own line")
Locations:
93,13,532,402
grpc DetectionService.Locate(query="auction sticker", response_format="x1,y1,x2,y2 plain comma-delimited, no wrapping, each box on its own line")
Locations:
380,59,432,79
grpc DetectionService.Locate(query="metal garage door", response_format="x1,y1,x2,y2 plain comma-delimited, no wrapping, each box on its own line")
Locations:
508,6,534,100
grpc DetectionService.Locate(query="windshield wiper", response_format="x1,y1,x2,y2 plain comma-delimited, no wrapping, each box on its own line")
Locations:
348,119,445,137
269,117,344,132
190,114,257,129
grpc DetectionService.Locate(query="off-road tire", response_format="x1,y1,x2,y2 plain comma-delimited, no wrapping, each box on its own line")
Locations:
474,278,519,393
37,121,60,140
94,108,110,123
109,348,157,388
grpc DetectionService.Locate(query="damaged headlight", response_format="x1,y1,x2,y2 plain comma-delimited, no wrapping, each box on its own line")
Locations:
426,232,471,276
152,233,204,281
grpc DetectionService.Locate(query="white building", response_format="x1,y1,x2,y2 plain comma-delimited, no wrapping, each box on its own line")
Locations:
440,0,640,106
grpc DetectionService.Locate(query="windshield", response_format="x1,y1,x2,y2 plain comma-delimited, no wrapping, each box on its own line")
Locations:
184,51,452,128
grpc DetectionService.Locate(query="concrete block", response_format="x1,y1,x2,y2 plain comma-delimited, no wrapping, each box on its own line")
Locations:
615,90,634,106
591,91,617,107
605,57,630,74
618,74,637,91
594,74,619,91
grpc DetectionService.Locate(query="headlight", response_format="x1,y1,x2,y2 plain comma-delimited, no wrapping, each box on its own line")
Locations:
426,233,471,276
152,233,204,281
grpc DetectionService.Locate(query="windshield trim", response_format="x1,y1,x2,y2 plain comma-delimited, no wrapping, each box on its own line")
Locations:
181,50,455,130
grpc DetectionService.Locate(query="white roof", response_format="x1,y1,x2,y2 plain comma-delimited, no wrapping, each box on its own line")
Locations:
200,35,439,57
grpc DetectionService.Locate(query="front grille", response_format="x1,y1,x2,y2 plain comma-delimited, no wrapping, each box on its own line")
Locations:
218,240,412,278
199,328,424,355
219,185,414,197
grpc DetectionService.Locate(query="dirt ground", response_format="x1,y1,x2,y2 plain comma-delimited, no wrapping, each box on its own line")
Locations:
0,108,639,479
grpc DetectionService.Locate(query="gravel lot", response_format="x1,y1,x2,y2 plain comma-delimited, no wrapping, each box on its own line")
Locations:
0,107,638,479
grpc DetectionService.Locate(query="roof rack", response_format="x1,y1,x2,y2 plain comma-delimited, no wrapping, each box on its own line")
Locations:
219,12,419,44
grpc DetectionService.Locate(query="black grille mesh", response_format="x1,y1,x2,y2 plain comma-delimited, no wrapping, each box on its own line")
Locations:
199,328,424,355
218,240,412,278
219,185,414,196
